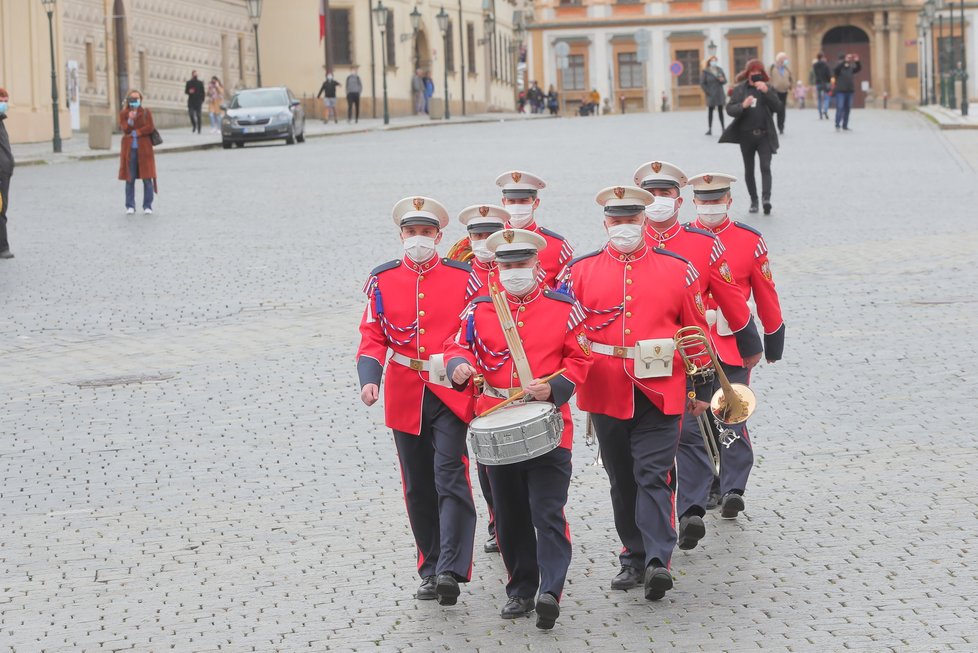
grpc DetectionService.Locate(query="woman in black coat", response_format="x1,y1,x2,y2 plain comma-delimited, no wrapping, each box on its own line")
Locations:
719,59,782,215
700,56,727,135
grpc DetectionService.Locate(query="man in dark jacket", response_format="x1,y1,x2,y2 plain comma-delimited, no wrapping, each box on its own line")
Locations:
184,71,205,133
812,53,833,120
833,54,862,131
719,60,782,215
0,87,14,259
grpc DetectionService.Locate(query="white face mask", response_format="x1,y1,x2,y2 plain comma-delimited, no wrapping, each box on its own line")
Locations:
403,235,437,263
499,267,537,296
696,203,729,227
506,204,534,228
645,196,678,224
607,223,645,253
471,238,494,263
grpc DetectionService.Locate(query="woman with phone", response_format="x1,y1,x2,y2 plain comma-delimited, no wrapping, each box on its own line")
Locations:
117,90,158,215
718,59,782,215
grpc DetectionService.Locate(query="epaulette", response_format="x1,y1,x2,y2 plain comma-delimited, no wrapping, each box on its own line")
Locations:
539,226,567,241
442,258,472,272
682,224,716,239
567,249,602,267
543,289,575,304
653,247,691,264
370,259,401,276
733,221,763,237
471,296,493,305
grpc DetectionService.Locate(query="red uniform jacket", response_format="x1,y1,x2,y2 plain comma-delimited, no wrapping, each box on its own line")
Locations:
693,218,785,361
504,221,574,288
560,244,712,419
356,256,480,434
444,288,592,449
645,222,762,366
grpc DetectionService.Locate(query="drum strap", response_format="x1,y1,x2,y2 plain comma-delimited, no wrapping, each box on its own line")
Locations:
482,383,522,400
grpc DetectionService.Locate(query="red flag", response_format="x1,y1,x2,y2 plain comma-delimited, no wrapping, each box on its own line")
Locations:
319,0,326,41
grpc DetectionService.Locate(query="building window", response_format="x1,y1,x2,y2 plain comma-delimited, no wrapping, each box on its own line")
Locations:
329,8,353,66
467,23,476,73
938,36,964,75
617,51,643,88
564,53,586,90
85,41,96,83
446,20,455,72
733,46,758,77
676,49,700,86
385,11,396,67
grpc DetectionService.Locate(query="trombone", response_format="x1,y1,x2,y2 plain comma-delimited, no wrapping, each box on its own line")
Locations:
675,326,757,473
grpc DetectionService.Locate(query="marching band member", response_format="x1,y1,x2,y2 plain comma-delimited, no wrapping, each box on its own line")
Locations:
446,229,592,630
457,204,508,553
688,173,786,519
559,186,713,601
495,170,574,287
356,196,479,606
633,161,762,550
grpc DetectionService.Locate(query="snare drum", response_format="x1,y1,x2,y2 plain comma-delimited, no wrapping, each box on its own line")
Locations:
468,402,564,466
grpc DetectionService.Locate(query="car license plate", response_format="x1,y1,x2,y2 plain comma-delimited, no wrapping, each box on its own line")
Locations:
243,125,265,134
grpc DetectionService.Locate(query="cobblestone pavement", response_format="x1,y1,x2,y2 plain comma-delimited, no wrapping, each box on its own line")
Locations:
2,108,977,652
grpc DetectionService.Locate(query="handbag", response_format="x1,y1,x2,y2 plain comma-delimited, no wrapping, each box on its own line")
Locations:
150,129,163,146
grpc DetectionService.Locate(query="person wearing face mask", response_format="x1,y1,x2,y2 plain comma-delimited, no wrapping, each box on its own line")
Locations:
356,196,480,607
184,70,205,134
495,171,573,288
767,52,793,135
317,72,341,124
117,90,158,215
632,161,762,551
700,56,727,136
559,186,714,602
0,87,15,259
454,204,507,555
446,229,592,630
688,173,785,520
719,59,782,215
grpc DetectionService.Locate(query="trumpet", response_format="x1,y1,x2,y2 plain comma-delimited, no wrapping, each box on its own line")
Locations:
674,326,756,426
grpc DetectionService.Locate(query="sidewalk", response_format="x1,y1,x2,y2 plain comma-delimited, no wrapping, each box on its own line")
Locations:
12,111,539,166
917,103,978,129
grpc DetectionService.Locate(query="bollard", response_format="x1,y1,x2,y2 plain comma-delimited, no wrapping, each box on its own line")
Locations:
883,91,888,109
88,114,113,150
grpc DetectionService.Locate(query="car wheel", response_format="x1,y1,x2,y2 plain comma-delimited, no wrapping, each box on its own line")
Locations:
296,130,305,143
222,140,232,150
285,126,296,145
234,141,244,148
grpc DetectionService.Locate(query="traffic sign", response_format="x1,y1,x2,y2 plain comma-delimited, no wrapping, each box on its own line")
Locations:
669,61,684,76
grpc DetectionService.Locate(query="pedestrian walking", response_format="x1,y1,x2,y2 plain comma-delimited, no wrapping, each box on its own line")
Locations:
589,89,601,116
700,55,727,135
812,52,833,119
118,90,158,215
423,72,434,115
345,65,362,123
767,53,793,135
793,80,808,109
719,59,781,215
207,76,224,133
833,53,862,131
184,70,205,133
317,72,341,124
412,69,426,115
546,85,559,116
0,87,15,259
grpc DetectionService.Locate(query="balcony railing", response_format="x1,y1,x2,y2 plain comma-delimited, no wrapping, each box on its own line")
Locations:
779,0,903,10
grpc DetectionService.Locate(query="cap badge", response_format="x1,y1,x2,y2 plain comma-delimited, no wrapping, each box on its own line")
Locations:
651,162,662,173
503,230,515,243
653,345,662,355
511,172,522,183
412,197,425,210
703,175,714,184
613,187,625,199
479,206,490,217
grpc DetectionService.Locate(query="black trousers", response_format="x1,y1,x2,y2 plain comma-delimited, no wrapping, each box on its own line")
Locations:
347,93,360,122
592,389,682,570
740,132,773,203
707,105,725,130
188,104,203,132
0,173,10,252
775,92,788,132
392,390,477,580
477,462,495,537
486,446,572,600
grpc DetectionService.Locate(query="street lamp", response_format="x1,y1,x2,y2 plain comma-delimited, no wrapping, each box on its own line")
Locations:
960,0,968,115
436,6,450,119
40,0,62,153
925,0,937,104
373,0,390,125
917,14,927,105
707,40,718,58
398,6,422,69
246,0,263,87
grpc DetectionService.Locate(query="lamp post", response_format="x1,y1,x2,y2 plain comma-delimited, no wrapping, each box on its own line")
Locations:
948,2,957,108
436,7,450,119
246,0,263,87
961,0,969,115
41,0,62,153
917,14,927,105
939,13,946,106
925,0,937,104
373,1,390,125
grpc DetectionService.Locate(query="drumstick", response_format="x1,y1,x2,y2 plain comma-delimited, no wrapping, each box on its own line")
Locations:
476,368,567,419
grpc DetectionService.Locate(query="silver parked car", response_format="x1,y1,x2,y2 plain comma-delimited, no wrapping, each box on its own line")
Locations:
221,87,306,148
